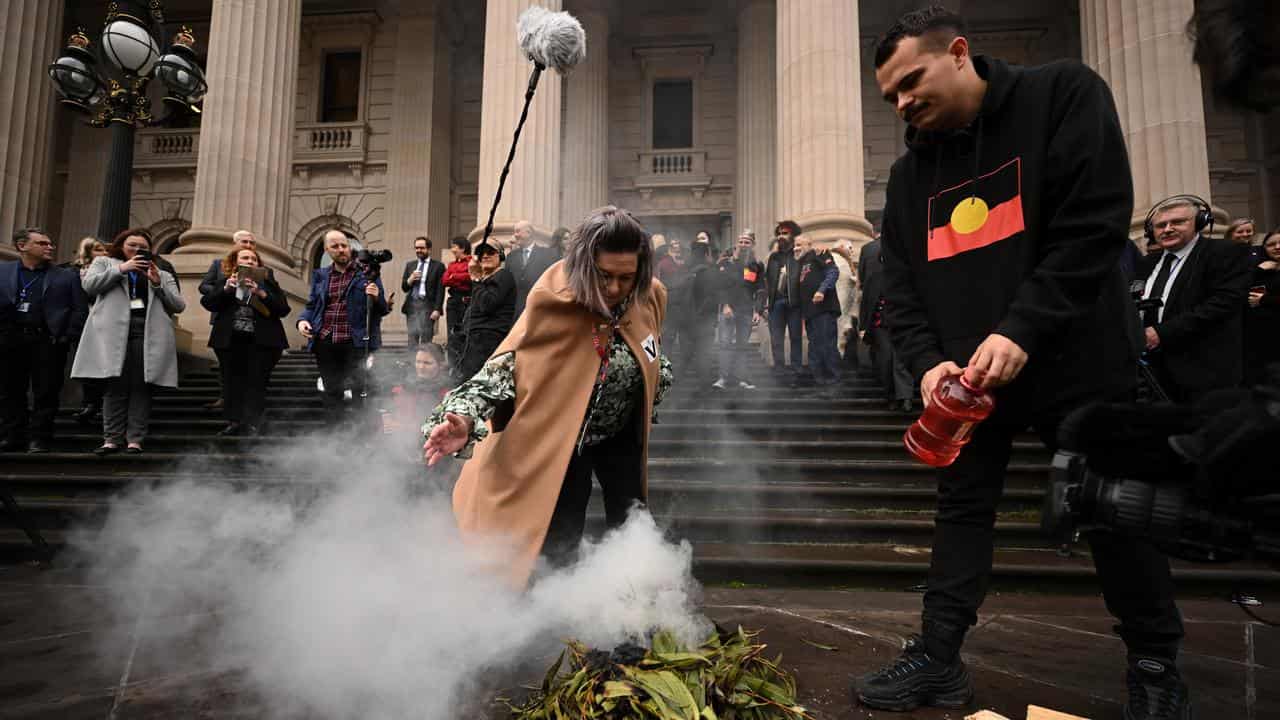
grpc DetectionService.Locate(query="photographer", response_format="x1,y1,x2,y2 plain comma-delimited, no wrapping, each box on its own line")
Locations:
296,230,389,427
200,247,290,436
455,242,515,383
72,228,185,455
198,230,274,412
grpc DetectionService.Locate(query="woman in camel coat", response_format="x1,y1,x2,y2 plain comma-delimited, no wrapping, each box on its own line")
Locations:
424,206,672,588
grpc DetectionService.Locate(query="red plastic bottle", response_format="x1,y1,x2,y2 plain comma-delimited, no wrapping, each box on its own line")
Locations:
903,374,995,467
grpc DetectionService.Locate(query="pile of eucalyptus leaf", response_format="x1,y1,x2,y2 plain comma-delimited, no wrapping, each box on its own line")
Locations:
507,627,812,719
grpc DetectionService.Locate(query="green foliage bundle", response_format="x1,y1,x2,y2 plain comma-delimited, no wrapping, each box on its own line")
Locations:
508,627,812,720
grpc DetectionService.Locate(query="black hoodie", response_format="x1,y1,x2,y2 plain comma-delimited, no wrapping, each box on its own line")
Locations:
881,56,1137,416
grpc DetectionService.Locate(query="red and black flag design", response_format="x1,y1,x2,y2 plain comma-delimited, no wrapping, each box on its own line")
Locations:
927,156,1025,262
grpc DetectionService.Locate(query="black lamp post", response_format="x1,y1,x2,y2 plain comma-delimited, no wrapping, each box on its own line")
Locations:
48,1,207,243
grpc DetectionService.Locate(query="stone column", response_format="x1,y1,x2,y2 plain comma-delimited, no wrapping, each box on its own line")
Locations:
775,0,873,245
177,0,300,266
383,7,442,343
0,0,64,260
736,0,777,259
174,0,304,355
560,0,608,231
1081,0,1218,236
472,0,563,245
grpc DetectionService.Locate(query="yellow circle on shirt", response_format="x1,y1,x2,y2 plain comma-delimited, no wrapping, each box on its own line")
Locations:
950,197,990,234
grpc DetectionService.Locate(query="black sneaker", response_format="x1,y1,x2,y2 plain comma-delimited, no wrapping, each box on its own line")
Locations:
1125,657,1192,720
854,636,973,712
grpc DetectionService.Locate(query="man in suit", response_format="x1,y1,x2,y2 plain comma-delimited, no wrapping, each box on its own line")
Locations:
297,229,389,427
1139,196,1253,402
0,228,88,453
506,220,558,319
858,233,916,412
198,230,273,410
400,236,445,348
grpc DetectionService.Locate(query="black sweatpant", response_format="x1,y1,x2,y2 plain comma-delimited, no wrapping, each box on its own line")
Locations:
313,340,361,425
0,332,69,444
217,336,281,428
923,414,1184,663
540,426,645,569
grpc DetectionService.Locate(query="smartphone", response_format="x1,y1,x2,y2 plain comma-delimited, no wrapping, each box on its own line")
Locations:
1251,285,1268,295
134,249,152,262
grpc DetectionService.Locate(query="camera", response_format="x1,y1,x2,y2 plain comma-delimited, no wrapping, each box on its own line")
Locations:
1041,383,1280,564
135,249,152,262
354,248,393,279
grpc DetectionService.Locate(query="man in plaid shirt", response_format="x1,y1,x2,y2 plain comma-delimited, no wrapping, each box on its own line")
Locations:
298,230,389,426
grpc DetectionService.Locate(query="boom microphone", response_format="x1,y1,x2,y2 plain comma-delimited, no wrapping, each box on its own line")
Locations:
476,6,586,255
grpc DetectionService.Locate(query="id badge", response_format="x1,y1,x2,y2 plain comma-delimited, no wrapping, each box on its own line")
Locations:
130,298,145,310
16,302,30,313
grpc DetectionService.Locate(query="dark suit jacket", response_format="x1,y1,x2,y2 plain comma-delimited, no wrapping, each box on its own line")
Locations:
199,259,277,324
399,257,445,316
1138,236,1253,396
0,261,88,340
199,275,291,350
857,239,884,332
506,244,557,318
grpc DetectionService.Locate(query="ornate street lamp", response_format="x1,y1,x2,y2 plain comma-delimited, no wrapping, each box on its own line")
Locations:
48,1,207,242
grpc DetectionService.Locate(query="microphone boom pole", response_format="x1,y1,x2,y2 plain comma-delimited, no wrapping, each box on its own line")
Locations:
476,6,586,253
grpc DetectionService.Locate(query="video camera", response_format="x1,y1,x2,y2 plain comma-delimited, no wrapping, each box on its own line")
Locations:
354,248,393,280
1041,380,1280,564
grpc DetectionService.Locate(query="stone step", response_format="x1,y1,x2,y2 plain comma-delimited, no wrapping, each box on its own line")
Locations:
0,452,1052,487
4,529,1273,595
0,473,1046,516
23,432,1052,464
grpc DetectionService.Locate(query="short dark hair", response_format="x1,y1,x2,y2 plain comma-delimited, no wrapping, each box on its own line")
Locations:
13,227,49,248
414,236,431,249
449,236,470,253
108,227,153,260
874,5,967,69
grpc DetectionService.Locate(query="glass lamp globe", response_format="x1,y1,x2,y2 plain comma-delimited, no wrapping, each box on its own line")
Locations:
101,18,160,76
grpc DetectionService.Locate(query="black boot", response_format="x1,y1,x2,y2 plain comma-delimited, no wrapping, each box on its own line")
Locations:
853,635,973,711
1125,657,1192,720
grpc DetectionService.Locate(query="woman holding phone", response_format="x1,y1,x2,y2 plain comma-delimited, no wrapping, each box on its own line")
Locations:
1244,228,1280,385
71,228,185,454
200,247,290,436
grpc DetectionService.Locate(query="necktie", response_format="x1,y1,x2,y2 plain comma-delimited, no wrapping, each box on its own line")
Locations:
1144,252,1177,327
524,247,532,266
417,260,427,297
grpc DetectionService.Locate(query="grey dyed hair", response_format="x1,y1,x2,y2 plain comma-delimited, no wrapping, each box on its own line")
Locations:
564,206,653,317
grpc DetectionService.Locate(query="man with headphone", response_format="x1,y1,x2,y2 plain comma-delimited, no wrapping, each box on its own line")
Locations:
1138,195,1253,402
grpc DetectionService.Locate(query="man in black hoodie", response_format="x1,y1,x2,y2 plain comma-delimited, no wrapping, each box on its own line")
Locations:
855,7,1188,720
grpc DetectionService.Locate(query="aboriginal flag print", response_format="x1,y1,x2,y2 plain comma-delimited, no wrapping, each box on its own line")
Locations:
927,156,1025,262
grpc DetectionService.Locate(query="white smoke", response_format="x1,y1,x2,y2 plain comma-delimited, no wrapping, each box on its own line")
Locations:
72,431,710,719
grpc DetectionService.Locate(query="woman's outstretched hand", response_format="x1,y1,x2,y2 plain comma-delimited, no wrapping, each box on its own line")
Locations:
423,412,473,466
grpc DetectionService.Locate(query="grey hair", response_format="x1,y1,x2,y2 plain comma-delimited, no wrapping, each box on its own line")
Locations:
12,227,49,248
564,206,653,317
1153,197,1200,216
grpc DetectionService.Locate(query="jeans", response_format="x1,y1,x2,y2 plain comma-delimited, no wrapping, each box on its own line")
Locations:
804,312,841,384
717,308,754,383
0,331,69,443
768,299,803,371
313,340,361,426
922,414,1184,663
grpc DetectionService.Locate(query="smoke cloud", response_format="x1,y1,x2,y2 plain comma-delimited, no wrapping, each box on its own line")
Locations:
70,429,710,719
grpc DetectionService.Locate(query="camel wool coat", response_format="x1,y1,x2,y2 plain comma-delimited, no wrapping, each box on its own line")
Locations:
71,256,186,388
452,262,667,588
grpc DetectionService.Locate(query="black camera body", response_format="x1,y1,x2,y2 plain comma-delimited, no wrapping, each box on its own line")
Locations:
354,248,393,279
1041,385,1280,564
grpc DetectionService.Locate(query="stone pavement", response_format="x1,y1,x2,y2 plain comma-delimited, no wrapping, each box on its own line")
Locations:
0,564,1274,719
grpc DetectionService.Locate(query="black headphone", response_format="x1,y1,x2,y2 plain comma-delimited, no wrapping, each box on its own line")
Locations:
1143,194,1214,243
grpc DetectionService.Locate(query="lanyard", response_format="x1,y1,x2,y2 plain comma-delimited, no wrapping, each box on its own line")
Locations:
128,271,140,300
17,269,42,301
